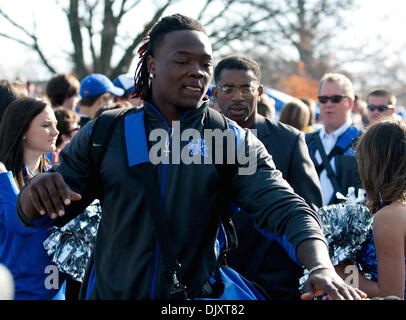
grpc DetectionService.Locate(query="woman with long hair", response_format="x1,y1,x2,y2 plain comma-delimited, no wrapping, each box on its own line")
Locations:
0,97,65,299
336,119,406,299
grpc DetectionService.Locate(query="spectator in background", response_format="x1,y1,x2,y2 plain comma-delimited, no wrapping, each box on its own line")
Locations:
367,87,398,125
352,94,369,129
77,73,124,127
306,73,362,206
113,74,143,107
257,93,275,120
0,79,28,122
336,119,406,299
46,74,80,111
300,97,317,133
279,99,310,132
0,97,65,299
212,55,323,300
51,107,81,164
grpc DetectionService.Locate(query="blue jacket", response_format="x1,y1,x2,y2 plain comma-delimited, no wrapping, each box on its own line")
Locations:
0,171,64,299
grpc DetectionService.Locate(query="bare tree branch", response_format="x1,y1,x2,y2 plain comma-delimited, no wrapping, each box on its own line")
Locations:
210,9,275,51
68,0,88,77
0,0,366,94
111,0,173,78
0,32,32,47
0,8,57,74
200,0,234,27
197,0,214,22
117,0,142,19
0,8,34,39
82,0,99,71
56,0,70,15
98,0,116,74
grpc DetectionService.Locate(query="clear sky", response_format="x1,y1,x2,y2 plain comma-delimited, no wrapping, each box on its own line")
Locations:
0,0,405,82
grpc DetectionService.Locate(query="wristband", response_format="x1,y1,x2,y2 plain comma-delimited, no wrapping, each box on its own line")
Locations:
307,265,332,275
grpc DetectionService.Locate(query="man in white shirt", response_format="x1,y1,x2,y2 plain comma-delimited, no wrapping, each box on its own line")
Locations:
306,73,362,205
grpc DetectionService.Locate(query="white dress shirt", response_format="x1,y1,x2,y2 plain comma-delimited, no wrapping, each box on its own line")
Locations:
315,120,352,205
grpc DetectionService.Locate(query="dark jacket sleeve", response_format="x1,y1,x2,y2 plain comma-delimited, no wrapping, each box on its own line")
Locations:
230,126,327,263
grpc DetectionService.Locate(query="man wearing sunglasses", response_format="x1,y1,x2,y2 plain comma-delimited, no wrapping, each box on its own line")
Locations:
306,73,362,206
366,88,397,125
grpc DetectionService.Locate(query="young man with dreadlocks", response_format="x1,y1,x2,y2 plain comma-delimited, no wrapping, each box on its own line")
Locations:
16,14,365,300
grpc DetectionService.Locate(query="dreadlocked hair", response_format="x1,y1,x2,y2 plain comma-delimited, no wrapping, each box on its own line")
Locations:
133,14,207,102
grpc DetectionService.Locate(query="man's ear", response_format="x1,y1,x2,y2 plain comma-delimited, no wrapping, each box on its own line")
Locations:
147,55,156,75
211,86,218,99
258,85,264,97
347,97,354,111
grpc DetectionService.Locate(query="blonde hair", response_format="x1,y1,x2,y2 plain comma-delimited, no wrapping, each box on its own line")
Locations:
318,73,355,100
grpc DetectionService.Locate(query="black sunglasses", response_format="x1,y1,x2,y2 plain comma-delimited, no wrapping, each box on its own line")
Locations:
367,104,394,112
317,95,347,103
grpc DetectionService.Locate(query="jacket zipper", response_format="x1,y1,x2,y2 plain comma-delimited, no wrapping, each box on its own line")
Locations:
148,104,190,299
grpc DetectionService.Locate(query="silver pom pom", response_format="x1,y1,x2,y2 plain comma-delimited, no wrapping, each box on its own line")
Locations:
318,203,372,265
299,188,373,290
43,200,101,282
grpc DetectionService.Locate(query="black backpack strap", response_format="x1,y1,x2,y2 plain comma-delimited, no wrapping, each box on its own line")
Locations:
88,107,133,171
313,133,343,199
132,163,188,300
306,132,322,173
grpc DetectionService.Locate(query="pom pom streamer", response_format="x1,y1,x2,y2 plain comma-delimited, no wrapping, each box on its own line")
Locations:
43,200,101,282
299,188,373,290
318,203,372,265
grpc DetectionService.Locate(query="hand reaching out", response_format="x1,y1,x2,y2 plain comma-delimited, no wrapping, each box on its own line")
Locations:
301,267,367,300
19,172,82,220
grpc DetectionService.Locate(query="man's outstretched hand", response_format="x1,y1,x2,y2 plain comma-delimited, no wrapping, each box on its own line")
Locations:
301,267,367,300
19,172,82,220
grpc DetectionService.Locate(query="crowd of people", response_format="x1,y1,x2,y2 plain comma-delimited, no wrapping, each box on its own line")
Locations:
0,13,405,301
